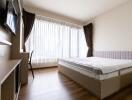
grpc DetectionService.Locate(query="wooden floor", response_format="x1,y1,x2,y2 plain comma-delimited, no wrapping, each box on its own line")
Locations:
19,67,132,100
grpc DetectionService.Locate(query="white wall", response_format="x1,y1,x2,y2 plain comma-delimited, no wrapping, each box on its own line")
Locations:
93,0,132,51
0,27,10,61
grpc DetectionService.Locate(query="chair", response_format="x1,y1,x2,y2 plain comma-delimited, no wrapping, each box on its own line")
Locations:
28,50,34,78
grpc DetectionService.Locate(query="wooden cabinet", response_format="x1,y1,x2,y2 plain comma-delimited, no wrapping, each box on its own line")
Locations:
0,60,21,100
20,53,29,85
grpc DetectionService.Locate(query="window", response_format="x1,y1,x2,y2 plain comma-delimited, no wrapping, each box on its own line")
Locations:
26,16,87,67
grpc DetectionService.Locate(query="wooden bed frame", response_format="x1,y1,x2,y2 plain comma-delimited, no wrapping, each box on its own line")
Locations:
58,64,132,99
58,51,132,99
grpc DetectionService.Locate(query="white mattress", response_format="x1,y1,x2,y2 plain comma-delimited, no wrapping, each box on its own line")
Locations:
59,57,132,74
58,57,132,80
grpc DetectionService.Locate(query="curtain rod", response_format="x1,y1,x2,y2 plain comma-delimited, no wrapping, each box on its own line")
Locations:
36,15,82,28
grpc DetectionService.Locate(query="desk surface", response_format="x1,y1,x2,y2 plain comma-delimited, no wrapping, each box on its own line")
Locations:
0,60,21,84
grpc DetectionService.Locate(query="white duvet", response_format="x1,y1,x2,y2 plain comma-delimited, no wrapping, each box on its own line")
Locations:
60,57,132,74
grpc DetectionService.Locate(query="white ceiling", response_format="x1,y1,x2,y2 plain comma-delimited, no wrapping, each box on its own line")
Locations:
23,0,129,24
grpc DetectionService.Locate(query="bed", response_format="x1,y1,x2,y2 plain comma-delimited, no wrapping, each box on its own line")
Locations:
58,57,132,99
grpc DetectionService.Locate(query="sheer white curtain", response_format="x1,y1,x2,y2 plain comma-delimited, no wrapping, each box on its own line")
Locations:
26,16,87,68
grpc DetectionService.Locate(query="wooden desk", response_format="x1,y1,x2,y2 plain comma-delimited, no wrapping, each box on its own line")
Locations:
0,60,21,100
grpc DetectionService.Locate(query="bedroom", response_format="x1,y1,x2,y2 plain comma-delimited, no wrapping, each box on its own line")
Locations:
0,0,132,100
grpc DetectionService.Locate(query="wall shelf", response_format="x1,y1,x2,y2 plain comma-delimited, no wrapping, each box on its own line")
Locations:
0,38,12,45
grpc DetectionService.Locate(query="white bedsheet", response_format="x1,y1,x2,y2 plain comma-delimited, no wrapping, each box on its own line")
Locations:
59,57,132,74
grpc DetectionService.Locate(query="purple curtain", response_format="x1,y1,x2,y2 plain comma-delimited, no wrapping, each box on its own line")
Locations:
22,9,35,52
83,23,93,57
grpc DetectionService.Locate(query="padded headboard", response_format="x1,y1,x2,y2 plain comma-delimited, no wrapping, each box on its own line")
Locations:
94,51,132,59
